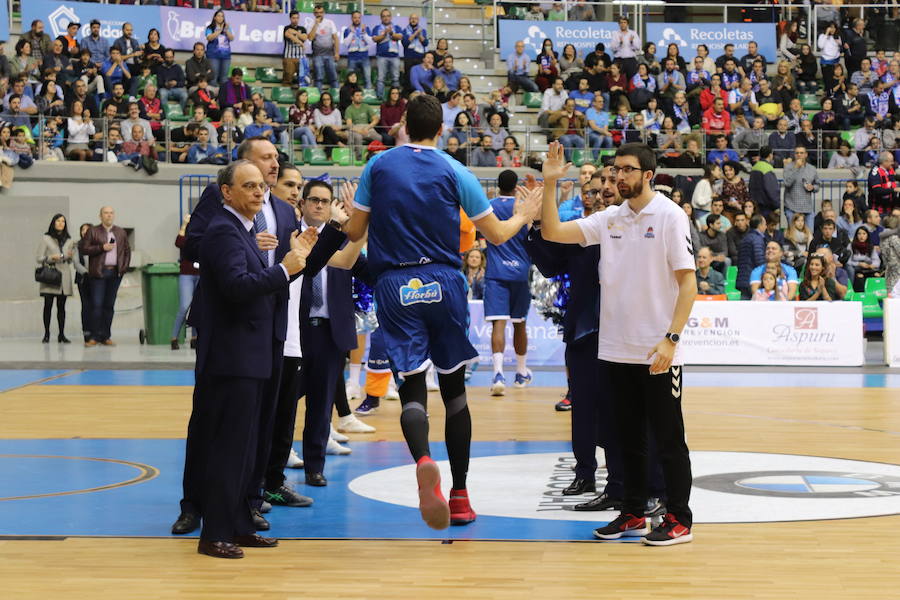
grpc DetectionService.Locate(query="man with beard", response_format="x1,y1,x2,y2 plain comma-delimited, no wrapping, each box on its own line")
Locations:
539,141,697,546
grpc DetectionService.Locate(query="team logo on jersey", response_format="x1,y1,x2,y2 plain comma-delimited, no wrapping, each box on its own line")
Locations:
399,278,442,306
644,226,655,239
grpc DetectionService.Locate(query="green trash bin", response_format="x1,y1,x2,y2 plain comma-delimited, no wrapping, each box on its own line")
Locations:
140,263,183,345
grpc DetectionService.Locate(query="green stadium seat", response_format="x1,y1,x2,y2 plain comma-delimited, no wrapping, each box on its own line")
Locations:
726,265,738,284
303,86,321,105
298,0,315,12
570,149,588,167
362,88,381,105
271,86,295,104
237,67,255,83
862,292,883,318
165,103,189,122
523,92,542,109
325,2,342,13
594,149,616,165
506,6,526,18
726,290,741,301
344,1,360,13
844,289,857,301
800,93,820,110
304,147,331,165
250,85,265,98
865,277,887,299
331,147,353,166
330,87,340,99
839,130,856,148
278,105,289,121
255,66,280,83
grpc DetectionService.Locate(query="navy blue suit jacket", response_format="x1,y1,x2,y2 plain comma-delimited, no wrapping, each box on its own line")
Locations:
185,182,346,339
526,226,600,345
195,208,291,379
300,254,374,354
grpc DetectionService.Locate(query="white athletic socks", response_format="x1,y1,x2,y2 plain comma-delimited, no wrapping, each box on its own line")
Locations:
492,352,504,376
516,354,528,376
349,363,362,387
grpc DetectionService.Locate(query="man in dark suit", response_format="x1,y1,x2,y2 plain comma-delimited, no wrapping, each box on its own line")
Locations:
173,138,346,535
192,160,316,559
298,179,374,487
78,206,131,347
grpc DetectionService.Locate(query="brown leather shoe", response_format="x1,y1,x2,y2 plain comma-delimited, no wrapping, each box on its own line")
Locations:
84,340,97,347
233,534,279,548
101,339,116,346
197,540,244,559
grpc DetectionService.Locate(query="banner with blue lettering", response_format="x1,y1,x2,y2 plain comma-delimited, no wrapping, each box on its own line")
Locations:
498,20,618,64
23,1,422,56
646,23,778,66
468,301,565,367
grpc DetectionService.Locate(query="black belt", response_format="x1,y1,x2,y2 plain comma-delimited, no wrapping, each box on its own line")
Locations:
102,266,117,270
308,317,330,327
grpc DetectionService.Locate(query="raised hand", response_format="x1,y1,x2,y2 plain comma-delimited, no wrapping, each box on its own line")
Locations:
515,185,544,222
542,141,572,182
336,182,357,223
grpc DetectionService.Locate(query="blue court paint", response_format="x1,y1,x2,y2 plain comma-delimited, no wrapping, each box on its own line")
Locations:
0,370,67,392
44,370,197,386
0,439,617,542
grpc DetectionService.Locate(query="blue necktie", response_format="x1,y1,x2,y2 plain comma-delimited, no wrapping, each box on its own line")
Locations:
253,210,268,264
311,272,324,315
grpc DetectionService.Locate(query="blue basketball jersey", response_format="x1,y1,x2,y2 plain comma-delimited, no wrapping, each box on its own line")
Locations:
485,196,530,281
354,144,493,278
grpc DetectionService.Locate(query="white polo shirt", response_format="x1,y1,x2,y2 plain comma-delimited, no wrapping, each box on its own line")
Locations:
577,193,695,365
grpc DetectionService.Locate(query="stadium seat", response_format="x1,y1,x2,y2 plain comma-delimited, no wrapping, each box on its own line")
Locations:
255,66,279,83
800,93,820,110
238,67,255,83
165,103,189,122
362,88,380,105
840,129,857,149
865,277,887,299
844,289,857,301
594,149,615,164
304,147,331,165
726,265,737,284
861,293,883,318
331,147,353,166
278,105,289,121
325,1,342,13
330,87,340,99
298,0,315,12
250,85,265,98
271,86,295,103
344,2,360,13
523,92,542,109
570,149,588,167
304,86,321,105
506,6,526,18
726,290,741,301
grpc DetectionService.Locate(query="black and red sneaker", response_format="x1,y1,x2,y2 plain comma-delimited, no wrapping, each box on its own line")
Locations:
449,488,477,525
642,513,693,546
555,391,572,412
592,513,649,540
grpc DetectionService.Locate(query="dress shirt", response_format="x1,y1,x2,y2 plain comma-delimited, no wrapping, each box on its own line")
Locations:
224,203,289,280
610,29,641,59
506,52,531,76
260,190,277,267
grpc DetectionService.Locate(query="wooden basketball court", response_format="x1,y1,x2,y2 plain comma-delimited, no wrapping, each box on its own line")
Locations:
1,371,899,599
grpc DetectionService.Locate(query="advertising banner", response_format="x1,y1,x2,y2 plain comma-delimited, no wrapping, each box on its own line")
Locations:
468,301,565,367
0,1,9,41
498,20,618,63
883,299,900,366
681,301,864,366
23,1,421,56
646,22,778,66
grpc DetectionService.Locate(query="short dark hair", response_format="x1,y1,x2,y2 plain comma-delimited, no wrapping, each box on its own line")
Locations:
822,218,836,228
706,214,719,227
231,67,243,77
498,170,518,195
278,161,301,179
750,214,765,229
302,179,333,200
406,94,443,142
759,145,773,159
289,10,299,17
616,143,657,173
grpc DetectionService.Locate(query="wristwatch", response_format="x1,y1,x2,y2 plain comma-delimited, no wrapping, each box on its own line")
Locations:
665,332,680,344
327,218,343,230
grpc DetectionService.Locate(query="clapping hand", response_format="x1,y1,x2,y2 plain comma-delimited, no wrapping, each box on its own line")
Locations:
542,141,572,182
256,231,279,251
514,185,543,222
291,226,318,256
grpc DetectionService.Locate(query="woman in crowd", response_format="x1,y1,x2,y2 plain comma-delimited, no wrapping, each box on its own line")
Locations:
637,42,661,76
461,248,486,300
497,135,522,167
289,89,317,150
432,38,450,69
692,163,721,222
142,29,167,76
798,254,838,301
11,39,40,83
559,44,583,79
171,213,200,350
813,97,840,150
76,223,92,342
844,180,868,216
606,62,628,111
450,111,480,153
640,96,665,135
138,83,165,139
784,212,813,269
36,80,66,117
696,44,715,76
778,20,800,63
681,200,702,254
628,62,657,111
720,161,749,217
838,197,863,235
378,86,406,146
827,63,848,98
849,227,882,292
664,43,686,73
534,38,559,91
189,76,220,121
36,214,76,343
795,44,819,93
656,116,682,153
742,199,758,220
216,107,243,149
817,22,842,93
205,10,234,85
65,100,96,162
772,60,797,106
753,270,789,301
430,75,451,103
313,91,346,157
338,71,362,113
671,189,684,205
457,76,473,96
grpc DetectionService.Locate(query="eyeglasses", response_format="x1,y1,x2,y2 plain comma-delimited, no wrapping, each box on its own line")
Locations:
610,165,642,177
583,189,602,196
239,182,266,191
304,196,331,205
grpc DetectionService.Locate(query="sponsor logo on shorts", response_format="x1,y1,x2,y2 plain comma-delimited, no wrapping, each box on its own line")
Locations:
399,278,442,306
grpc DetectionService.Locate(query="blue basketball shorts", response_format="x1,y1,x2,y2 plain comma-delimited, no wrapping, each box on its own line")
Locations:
483,278,531,322
366,327,392,373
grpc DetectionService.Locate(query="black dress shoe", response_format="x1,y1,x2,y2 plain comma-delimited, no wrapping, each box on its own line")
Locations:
170,339,179,350
305,472,327,487
572,492,623,512
197,540,243,559
562,478,597,496
234,534,279,548
58,334,71,344
171,512,201,534
189,337,197,349
252,509,270,531
42,333,50,344
264,484,314,507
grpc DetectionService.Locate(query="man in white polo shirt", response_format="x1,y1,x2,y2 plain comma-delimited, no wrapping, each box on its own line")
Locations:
538,141,697,546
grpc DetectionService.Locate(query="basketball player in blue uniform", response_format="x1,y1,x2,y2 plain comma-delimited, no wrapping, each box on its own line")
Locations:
484,170,534,396
344,94,542,530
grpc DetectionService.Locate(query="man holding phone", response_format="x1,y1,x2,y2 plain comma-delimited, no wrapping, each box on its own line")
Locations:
78,206,131,346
